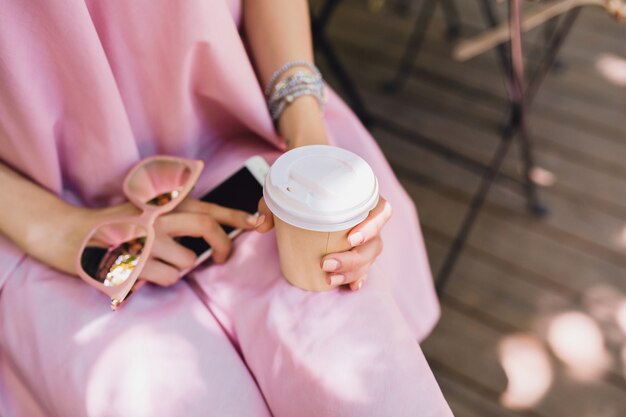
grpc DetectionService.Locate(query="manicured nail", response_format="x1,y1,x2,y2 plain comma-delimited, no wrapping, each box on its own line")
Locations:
322,259,340,272
328,274,345,286
353,280,363,291
255,214,266,227
348,232,364,246
246,214,259,226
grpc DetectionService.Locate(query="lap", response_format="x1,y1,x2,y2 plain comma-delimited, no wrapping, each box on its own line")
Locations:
0,238,450,417
0,127,448,416
192,231,453,417
0,258,270,417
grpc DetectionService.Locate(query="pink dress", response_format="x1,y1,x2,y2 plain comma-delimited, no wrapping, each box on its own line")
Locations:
0,0,451,415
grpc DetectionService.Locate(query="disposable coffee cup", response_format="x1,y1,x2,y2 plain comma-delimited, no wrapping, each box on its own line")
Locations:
263,145,379,291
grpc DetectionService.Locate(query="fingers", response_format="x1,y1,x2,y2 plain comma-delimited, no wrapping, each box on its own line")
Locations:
347,196,392,247
349,275,368,292
321,236,383,289
254,197,275,233
140,258,182,287
156,212,233,263
151,234,197,271
177,199,258,230
136,235,197,288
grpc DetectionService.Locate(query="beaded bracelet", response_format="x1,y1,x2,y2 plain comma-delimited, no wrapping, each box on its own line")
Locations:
268,71,322,103
265,62,326,124
268,72,323,105
269,86,326,121
264,60,321,97
267,76,325,122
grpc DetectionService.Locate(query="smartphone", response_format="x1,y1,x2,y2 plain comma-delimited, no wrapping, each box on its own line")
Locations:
176,155,270,273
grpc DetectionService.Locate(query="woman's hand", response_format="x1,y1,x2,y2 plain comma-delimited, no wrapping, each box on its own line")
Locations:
256,195,393,291
138,199,258,286
46,199,258,287
257,91,393,291
320,197,392,291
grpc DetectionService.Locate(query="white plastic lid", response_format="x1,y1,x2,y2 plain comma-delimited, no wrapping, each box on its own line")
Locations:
264,145,379,232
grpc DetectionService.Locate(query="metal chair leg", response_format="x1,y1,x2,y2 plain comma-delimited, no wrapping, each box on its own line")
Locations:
311,0,374,126
437,0,539,293
384,0,440,92
514,105,548,216
503,8,580,217
440,0,462,38
508,0,549,218
435,131,516,294
477,0,512,76
437,4,582,292
526,9,581,104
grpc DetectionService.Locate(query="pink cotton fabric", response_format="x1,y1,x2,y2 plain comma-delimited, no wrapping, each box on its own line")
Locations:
0,1,451,416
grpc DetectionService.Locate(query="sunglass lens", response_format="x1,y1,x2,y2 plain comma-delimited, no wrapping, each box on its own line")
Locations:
125,159,192,207
80,223,148,287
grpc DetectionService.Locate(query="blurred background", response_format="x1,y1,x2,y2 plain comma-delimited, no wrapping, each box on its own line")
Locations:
310,0,626,415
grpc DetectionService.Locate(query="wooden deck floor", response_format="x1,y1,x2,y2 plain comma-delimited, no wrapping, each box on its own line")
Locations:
315,0,626,415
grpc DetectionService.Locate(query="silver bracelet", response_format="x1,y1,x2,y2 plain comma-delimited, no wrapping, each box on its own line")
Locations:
268,73,323,107
269,83,324,115
267,76,326,122
269,88,326,121
269,71,322,103
264,60,321,97
265,61,326,124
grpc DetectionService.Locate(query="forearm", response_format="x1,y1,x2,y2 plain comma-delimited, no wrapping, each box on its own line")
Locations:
0,162,132,274
243,0,313,86
0,163,78,254
243,0,328,147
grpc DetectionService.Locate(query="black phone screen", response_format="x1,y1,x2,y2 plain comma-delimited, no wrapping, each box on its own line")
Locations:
176,166,264,256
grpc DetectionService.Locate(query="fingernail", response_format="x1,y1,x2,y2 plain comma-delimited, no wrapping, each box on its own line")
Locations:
328,274,345,286
322,259,340,272
353,280,363,291
246,214,259,226
348,232,364,246
255,214,266,227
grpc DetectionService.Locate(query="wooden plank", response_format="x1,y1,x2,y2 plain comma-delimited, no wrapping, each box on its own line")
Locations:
326,2,626,135
371,79,626,218
390,152,626,378
327,5,626,136
315,3,626,415
330,0,626,67
371,94,626,218
321,20,626,257
423,303,626,417
435,370,527,417
425,233,574,328
390,146,626,293
325,46,626,266
324,19,626,206
375,126,626,294
424,231,626,383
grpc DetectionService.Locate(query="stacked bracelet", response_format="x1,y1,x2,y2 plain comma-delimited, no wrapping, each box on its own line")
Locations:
264,61,326,124
264,60,320,96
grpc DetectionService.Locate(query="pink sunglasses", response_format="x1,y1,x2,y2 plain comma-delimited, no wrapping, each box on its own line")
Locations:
75,156,204,310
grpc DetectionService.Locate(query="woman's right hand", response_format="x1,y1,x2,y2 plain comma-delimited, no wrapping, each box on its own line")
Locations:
37,198,258,287
1,162,256,287
139,199,258,286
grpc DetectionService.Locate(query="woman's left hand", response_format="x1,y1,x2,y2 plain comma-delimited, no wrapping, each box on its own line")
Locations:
256,192,393,291
321,196,392,291
255,93,392,290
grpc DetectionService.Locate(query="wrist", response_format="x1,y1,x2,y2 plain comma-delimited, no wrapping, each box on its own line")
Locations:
277,95,330,150
25,201,140,276
20,201,88,275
